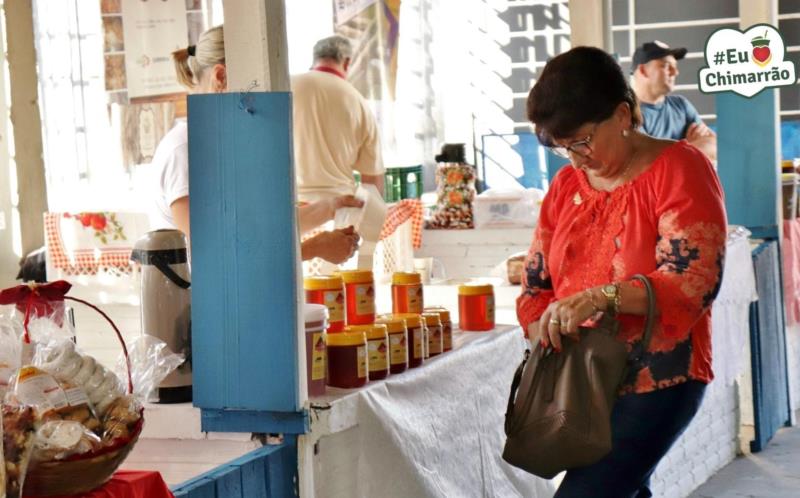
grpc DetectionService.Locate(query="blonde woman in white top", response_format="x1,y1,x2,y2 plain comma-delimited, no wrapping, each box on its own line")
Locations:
150,26,362,264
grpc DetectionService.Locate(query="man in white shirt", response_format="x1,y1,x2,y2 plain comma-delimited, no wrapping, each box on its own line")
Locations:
292,35,385,201
149,27,363,264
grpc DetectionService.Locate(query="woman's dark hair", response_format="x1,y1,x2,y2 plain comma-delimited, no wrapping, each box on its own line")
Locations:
526,46,641,146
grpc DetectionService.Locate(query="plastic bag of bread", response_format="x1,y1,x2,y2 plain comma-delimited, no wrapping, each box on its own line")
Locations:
0,409,6,498
99,395,142,446
6,366,101,435
2,404,37,498
0,318,23,398
32,420,102,462
34,340,124,418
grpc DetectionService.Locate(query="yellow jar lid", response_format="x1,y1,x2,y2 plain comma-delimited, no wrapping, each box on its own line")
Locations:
346,324,388,340
338,270,374,284
424,307,451,322
304,275,344,290
392,272,422,285
327,331,367,347
386,313,422,328
458,283,494,296
422,312,442,326
375,316,407,333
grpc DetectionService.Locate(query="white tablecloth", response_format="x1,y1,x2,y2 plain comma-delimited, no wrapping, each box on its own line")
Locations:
710,229,758,386
306,325,554,498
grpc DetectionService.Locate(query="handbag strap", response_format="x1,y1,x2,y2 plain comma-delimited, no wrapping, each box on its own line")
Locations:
504,349,530,434
630,274,656,353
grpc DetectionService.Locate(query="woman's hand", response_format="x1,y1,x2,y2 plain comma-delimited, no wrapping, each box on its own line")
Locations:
529,289,601,351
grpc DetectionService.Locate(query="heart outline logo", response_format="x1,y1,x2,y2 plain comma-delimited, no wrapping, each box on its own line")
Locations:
698,23,796,98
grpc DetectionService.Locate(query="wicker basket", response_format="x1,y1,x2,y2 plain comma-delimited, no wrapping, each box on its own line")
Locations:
15,291,144,497
22,415,143,496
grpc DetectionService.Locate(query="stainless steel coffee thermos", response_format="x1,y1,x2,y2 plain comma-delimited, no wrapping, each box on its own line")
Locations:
131,229,192,403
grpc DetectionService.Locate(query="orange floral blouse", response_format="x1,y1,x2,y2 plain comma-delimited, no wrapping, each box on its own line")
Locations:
516,141,728,395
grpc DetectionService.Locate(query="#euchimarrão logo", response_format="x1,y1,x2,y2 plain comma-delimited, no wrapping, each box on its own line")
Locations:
699,23,796,98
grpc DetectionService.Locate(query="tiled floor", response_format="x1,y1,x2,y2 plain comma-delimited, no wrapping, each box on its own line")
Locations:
119,438,262,486
690,424,800,498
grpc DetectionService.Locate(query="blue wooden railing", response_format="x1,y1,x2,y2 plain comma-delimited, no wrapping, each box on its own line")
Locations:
171,438,297,498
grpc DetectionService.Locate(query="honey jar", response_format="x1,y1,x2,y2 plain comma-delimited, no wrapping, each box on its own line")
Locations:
389,313,424,368
339,270,376,325
392,272,424,314
376,316,409,374
422,312,443,357
304,304,328,396
327,330,367,388
458,283,495,331
347,324,390,381
425,307,453,352
304,275,345,332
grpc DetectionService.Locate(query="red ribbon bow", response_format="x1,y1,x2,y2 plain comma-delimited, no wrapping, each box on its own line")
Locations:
0,280,133,394
0,280,72,342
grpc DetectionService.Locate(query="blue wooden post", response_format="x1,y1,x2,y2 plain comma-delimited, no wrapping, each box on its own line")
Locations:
188,92,306,432
716,89,792,451
545,149,569,182
716,90,781,239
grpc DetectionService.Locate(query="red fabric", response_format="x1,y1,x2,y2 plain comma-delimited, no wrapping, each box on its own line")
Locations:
380,199,424,248
313,65,346,79
0,280,72,340
517,141,728,394
23,470,173,498
45,213,135,276
783,219,800,325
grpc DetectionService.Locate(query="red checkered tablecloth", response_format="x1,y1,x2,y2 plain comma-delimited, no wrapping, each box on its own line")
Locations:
380,199,424,248
45,213,135,276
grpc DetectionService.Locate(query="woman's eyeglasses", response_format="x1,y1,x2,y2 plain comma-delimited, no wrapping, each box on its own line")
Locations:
549,123,599,159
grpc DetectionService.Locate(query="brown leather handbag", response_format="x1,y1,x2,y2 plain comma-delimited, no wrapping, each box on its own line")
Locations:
502,274,656,479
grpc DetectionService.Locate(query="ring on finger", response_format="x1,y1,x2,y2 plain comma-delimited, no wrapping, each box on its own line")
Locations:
549,318,560,326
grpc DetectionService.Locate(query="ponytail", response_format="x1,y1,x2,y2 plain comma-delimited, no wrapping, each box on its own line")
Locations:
172,47,195,89
171,25,225,91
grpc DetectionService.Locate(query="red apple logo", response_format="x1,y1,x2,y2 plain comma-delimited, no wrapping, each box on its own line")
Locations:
751,33,771,67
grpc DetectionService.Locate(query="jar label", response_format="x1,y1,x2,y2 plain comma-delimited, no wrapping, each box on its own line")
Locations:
412,327,423,359
311,332,326,381
323,290,345,323
406,285,423,313
368,339,388,371
486,296,495,325
355,284,376,315
357,345,367,378
443,324,452,350
428,325,442,354
390,334,407,365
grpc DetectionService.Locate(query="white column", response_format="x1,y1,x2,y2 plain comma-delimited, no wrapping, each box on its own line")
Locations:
222,0,290,91
4,0,48,257
568,0,610,50
739,0,777,27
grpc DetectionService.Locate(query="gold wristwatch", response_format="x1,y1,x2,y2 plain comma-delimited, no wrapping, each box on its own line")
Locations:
600,283,620,314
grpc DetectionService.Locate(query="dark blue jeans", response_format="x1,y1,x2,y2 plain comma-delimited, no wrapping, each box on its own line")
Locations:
554,380,707,498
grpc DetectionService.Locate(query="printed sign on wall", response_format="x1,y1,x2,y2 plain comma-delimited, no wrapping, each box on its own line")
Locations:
699,23,796,98
121,0,188,99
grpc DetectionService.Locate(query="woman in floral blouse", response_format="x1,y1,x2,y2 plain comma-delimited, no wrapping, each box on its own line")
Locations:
517,47,727,497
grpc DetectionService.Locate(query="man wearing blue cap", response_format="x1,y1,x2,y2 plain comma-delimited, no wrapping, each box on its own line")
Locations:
631,41,717,161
